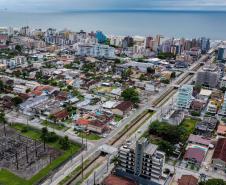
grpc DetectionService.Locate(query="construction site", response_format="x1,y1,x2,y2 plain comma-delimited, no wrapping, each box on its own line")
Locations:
0,124,61,179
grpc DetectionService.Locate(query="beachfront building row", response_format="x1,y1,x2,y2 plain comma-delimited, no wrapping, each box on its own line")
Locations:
116,138,165,185
74,43,115,59
176,85,193,109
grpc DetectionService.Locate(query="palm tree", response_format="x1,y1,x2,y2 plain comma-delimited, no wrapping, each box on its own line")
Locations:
0,112,6,124
111,156,119,165
0,112,7,136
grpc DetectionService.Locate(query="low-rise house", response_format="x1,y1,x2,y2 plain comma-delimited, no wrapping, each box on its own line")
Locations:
184,147,205,166
0,95,14,109
162,110,184,125
195,117,218,137
52,109,69,122
212,138,226,171
206,101,218,114
102,101,118,109
55,91,69,101
75,118,108,134
87,120,108,134
110,88,122,97
190,99,205,113
112,101,133,116
188,134,211,147
198,89,212,101
178,175,198,185
31,85,59,96
217,124,226,136
13,84,28,94
20,95,49,112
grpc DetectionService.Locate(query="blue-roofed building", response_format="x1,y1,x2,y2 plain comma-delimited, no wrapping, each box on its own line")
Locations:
96,31,107,44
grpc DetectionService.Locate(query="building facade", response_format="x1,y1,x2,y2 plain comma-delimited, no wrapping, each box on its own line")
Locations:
116,138,165,185
196,65,219,88
217,46,226,61
176,85,193,109
75,44,115,58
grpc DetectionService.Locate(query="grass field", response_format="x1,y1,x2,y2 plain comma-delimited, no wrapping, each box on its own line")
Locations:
41,121,66,131
180,118,199,134
77,131,102,141
0,124,82,185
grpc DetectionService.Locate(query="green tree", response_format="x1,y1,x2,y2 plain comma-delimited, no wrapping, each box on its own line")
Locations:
67,85,73,91
22,71,28,79
59,136,70,150
12,96,23,106
0,112,6,124
0,80,4,93
199,179,226,185
111,156,119,165
13,70,22,77
114,58,121,64
158,140,175,156
15,45,22,53
139,74,147,81
26,88,31,93
161,78,170,84
121,68,132,80
49,114,57,124
121,88,139,104
171,71,176,78
41,127,48,141
35,71,43,79
147,67,155,74
157,52,175,59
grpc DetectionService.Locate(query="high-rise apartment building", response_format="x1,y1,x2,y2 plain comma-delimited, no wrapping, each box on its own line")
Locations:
116,138,165,185
196,64,219,88
176,85,193,109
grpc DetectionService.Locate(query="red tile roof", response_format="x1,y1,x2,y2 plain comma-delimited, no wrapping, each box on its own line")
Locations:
31,85,55,96
184,148,205,163
53,109,69,120
212,138,226,163
103,175,136,185
89,120,107,129
115,101,133,112
178,175,198,185
76,119,90,125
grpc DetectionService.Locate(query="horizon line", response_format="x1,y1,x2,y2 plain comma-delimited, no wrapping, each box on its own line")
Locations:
1,8,226,13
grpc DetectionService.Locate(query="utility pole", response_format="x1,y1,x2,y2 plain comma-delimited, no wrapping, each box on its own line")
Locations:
85,132,88,150
82,132,84,146
106,155,109,173
3,121,6,137
26,146,29,163
35,140,38,157
93,171,96,185
81,155,84,180
15,151,19,170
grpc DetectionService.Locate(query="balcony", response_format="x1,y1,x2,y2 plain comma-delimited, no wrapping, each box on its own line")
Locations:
152,164,161,170
151,173,160,179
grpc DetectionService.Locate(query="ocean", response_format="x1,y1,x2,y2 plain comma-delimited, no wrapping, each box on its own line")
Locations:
0,10,226,40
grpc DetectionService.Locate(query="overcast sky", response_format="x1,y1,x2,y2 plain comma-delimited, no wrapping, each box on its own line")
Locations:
1,0,226,12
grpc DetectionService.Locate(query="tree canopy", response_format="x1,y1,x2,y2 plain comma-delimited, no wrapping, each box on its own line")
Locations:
199,179,226,185
121,88,139,104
